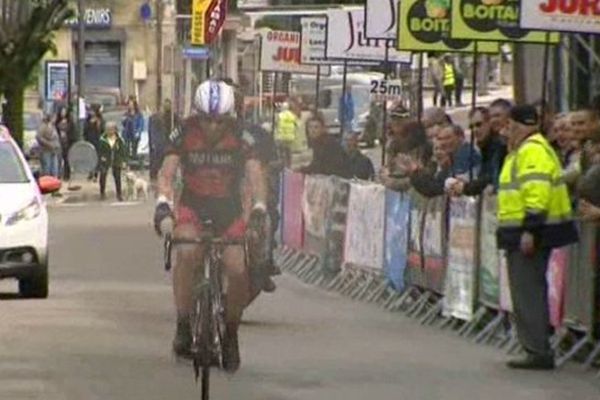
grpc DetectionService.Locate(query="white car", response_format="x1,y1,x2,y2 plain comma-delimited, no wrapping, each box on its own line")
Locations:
0,125,60,298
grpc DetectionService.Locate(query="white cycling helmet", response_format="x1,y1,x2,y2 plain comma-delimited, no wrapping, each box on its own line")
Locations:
194,80,236,116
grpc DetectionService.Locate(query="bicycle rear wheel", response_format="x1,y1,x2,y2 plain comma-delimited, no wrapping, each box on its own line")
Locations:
191,284,212,399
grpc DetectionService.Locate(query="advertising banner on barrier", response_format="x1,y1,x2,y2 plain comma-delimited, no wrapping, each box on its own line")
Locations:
479,195,501,308
260,30,320,75
450,0,560,43
564,223,597,332
398,0,500,53
365,0,398,40
324,178,351,275
443,197,479,321
520,1,600,35
345,183,386,269
282,171,304,250
384,191,410,291
423,196,447,294
407,191,426,288
548,247,568,328
499,252,513,312
326,8,412,63
302,175,335,256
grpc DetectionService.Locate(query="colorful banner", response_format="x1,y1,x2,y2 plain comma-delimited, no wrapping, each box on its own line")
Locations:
324,178,351,276
384,191,410,291
327,8,412,63
520,1,600,35
548,247,568,328
260,30,320,75
407,191,427,288
443,197,479,321
398,0,500,53
478,195,501,308
344,183,386,269
423,196,447,293
302,175,335,240
282,170,304,250
450,0,560,43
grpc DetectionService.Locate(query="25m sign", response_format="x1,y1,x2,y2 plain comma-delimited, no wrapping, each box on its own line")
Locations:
521,0,600,34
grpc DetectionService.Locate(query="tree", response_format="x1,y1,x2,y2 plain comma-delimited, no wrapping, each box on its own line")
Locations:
0,0,73,147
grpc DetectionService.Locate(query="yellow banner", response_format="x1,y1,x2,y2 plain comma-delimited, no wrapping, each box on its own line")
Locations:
191,0,212,45
450,0,560,43
398,0,500,53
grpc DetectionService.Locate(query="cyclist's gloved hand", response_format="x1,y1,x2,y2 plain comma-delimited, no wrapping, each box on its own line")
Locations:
154,196,174,236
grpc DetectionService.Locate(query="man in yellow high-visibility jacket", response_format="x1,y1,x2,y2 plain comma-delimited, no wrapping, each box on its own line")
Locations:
441,55,455,108
275,102,298,167
497,105,578,370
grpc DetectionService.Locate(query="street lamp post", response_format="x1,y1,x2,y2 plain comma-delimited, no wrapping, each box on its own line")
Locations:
77,0,86,137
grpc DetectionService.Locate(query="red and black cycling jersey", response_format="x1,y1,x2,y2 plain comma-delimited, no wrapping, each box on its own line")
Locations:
165,116,253,223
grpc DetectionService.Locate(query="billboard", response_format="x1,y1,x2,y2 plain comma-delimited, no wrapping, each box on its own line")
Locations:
450,0,560,43
520,0,600,34
326,8,412,63
260,30,320,74
365,0,398,40
398,0,500,53
45,61,71,102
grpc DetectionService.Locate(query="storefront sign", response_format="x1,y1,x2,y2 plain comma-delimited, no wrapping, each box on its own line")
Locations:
398,0,500,53
260,30,319,75
365,0,398,40
326,8,412,63
237,0,269,8
520,0,600,34
64,8,112,29
191,0,227,45
182,46,212,59
45,61,70,102
450,0,560,43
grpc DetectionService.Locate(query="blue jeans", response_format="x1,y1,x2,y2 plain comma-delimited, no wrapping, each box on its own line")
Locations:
40,151,59,177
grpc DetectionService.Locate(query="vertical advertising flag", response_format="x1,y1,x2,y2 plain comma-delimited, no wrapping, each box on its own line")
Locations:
191,0,227,45
450,0,560,43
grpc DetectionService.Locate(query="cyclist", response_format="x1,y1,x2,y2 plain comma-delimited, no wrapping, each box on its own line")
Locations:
153,80,268,372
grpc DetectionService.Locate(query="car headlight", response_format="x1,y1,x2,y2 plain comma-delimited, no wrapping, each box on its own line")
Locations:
5,198,41,226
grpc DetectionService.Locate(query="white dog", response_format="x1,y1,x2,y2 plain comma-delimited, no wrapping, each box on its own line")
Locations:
124,171,149,201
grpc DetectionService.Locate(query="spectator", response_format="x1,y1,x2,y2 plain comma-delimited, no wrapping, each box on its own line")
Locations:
98,121,127,201
122,98,144,160
290,97,309,154
83,106,105,181
437,123,482,179
422,106,451,142
407,138,452,197
453,55,466,107
300,112,351,179
448,107,507,197
339,85,355,139
428,54,443,107
275,102,297,167
549,113,576,167
440,55,456,108
497,104,577,370
36,114,61,178
570,109,600,173
149,99,180,181
489,98,513,136
55,105,77,181
345,134,375,181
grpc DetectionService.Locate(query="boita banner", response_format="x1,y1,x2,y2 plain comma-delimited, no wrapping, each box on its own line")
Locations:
326,8,412,63
398,0,500,53
260,30,319,75
520,0,600,34
450,0,560,43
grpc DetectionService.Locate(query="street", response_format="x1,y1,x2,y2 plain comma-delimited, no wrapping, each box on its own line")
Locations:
0,202,598,399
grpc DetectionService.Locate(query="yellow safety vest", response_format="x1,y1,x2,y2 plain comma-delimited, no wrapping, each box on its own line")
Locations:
443,63,455,87
497,133,577,249
275,110,297,143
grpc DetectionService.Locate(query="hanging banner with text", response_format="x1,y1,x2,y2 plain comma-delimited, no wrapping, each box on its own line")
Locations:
520,1,600,35
191,0,227,45
450,0,560,44
398,0,500,53
365,0,398,40
260,30,319,75
326,8,412,63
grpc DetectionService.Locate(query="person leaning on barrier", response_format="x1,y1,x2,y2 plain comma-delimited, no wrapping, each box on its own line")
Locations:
497,104,578,371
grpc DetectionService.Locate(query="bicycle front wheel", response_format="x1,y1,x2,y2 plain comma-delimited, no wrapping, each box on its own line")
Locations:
192,284,213,397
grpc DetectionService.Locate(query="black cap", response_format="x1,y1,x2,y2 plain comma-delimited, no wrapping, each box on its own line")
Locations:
510,105,539,126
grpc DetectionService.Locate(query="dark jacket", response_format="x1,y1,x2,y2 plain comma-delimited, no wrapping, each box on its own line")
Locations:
98,133,128,170
149,111,180,157
122,111,144,141
463,134,507,196
348,150,375,181
301,134,352,179
84,117,105,151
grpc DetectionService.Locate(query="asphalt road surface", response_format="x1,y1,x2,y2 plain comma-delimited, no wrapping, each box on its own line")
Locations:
1,203,599,400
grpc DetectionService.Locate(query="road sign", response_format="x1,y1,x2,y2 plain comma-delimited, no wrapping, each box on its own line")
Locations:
182,46,212,59
68,141,98,175
369,79,403,102
191,0,227,45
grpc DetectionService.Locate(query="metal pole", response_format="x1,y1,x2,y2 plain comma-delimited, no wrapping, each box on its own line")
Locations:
155,0,164,112
340,59,348,137
381,41,390,166
271,72,278,137
469,42,479,181
417,53,424,122
541,32,551,135
77,0,86,137
315,65,321,111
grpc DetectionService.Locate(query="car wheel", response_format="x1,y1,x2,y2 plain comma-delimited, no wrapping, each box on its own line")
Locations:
19,263,49,299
